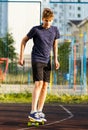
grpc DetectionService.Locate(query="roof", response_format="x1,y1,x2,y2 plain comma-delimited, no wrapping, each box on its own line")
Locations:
70,20,82,25
78,17,88,27
68,20,82,26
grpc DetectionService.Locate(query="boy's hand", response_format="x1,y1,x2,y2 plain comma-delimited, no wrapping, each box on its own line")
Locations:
55,60,60,70
18,59,25,66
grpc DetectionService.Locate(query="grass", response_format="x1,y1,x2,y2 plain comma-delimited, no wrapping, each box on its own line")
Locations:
5,73,29,84
0,92,32,103
46,94,88,104
0,92,88,104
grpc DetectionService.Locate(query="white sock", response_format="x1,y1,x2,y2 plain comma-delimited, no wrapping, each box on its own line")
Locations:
38,110,42,113
30,110,37,114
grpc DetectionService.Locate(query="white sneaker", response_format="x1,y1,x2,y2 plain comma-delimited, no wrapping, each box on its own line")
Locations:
38,111,47,122
28,112,42,122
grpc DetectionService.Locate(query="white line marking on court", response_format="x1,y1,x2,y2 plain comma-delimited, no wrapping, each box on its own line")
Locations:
17,105,74,130
44,105,74,126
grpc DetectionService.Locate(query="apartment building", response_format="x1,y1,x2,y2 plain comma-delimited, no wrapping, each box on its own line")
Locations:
42,0,88,39
0,1,8,37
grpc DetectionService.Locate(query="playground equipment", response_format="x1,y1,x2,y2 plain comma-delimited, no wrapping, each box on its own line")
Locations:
0,58,8,82
69,32,87,92
48,32,87,93
83,32,87,92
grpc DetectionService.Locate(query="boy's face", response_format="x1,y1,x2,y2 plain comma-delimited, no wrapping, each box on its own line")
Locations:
42,18,53,29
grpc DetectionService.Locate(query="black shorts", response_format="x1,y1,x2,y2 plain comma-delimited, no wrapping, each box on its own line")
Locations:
32,61,51,83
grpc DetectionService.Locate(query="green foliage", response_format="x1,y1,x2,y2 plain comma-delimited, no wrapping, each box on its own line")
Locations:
5,72,32,84
46,94,88,104
0,32,18,73
0,32,17,59
0,38,4,57
58,42,71,73
0,92,32,103
0,92,88,104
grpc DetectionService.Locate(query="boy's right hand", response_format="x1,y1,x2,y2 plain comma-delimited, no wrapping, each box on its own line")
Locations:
18,59,25,66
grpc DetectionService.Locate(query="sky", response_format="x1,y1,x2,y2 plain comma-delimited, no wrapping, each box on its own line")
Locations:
8,1,41,55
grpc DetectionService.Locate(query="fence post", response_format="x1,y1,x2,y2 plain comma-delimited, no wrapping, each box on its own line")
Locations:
83,32,87,93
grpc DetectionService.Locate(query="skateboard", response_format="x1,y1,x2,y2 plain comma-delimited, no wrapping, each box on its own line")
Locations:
27,118,45,127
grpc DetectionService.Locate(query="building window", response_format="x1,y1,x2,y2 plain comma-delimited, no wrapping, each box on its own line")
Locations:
78,7,81,10
78,0,80,2
69,13,72,17
77,14,81,17
59,20,62,23
54,11,57,15
54,19,57,23
69,6,72,10
54,4,57,7
59,5,63,9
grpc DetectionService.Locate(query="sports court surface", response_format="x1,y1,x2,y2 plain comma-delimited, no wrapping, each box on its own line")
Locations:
0,103,88,130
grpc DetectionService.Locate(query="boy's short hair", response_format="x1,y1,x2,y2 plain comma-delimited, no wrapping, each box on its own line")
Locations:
42,8,54,19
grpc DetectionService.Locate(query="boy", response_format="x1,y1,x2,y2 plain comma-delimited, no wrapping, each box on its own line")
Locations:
19,8,60,122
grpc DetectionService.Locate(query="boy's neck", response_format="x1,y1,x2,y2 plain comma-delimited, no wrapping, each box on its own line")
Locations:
42,24,51,29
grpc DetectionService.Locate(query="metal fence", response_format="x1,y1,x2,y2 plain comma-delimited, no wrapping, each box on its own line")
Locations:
0,1,88,94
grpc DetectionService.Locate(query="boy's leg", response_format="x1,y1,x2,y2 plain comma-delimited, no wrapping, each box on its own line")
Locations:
31,62,44,112
31,81,43,112
28,81,43,122
29,62,50,121
37,61,51,120
37,82,48,111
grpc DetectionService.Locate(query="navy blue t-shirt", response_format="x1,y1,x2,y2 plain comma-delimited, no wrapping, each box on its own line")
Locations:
27,25,60,63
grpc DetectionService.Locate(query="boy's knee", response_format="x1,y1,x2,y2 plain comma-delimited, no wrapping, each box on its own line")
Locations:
43,82,48,86
42,82,48,90
35,81,43,88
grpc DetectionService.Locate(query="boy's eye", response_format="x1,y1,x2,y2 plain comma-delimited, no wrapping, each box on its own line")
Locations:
45,20,51,22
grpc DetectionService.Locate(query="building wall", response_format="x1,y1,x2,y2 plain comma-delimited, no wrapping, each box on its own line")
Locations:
0,1,8,37
78,21,88,57
42,0,88,38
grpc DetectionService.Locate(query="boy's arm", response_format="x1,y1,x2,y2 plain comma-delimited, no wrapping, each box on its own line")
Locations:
53,39,60,70
19,36,29,66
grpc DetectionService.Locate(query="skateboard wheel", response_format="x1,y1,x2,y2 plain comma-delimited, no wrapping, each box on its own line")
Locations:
42,121,44,125
35,122,39,127
28,122,32,126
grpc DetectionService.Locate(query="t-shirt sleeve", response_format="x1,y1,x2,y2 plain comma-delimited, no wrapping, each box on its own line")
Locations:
55,27,60,40
27,27,36,39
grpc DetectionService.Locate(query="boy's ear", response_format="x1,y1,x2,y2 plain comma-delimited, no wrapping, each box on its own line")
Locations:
42,18,44,21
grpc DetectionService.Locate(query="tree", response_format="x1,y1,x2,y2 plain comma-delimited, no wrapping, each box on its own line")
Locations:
0,32,18,73
0,38,4,57
0,32,17,60
58,42,71,74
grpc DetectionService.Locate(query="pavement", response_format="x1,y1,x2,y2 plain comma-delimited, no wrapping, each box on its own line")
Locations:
0,103,88,130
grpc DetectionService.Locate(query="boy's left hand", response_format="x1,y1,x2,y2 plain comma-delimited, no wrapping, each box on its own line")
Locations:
55,60,60,70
